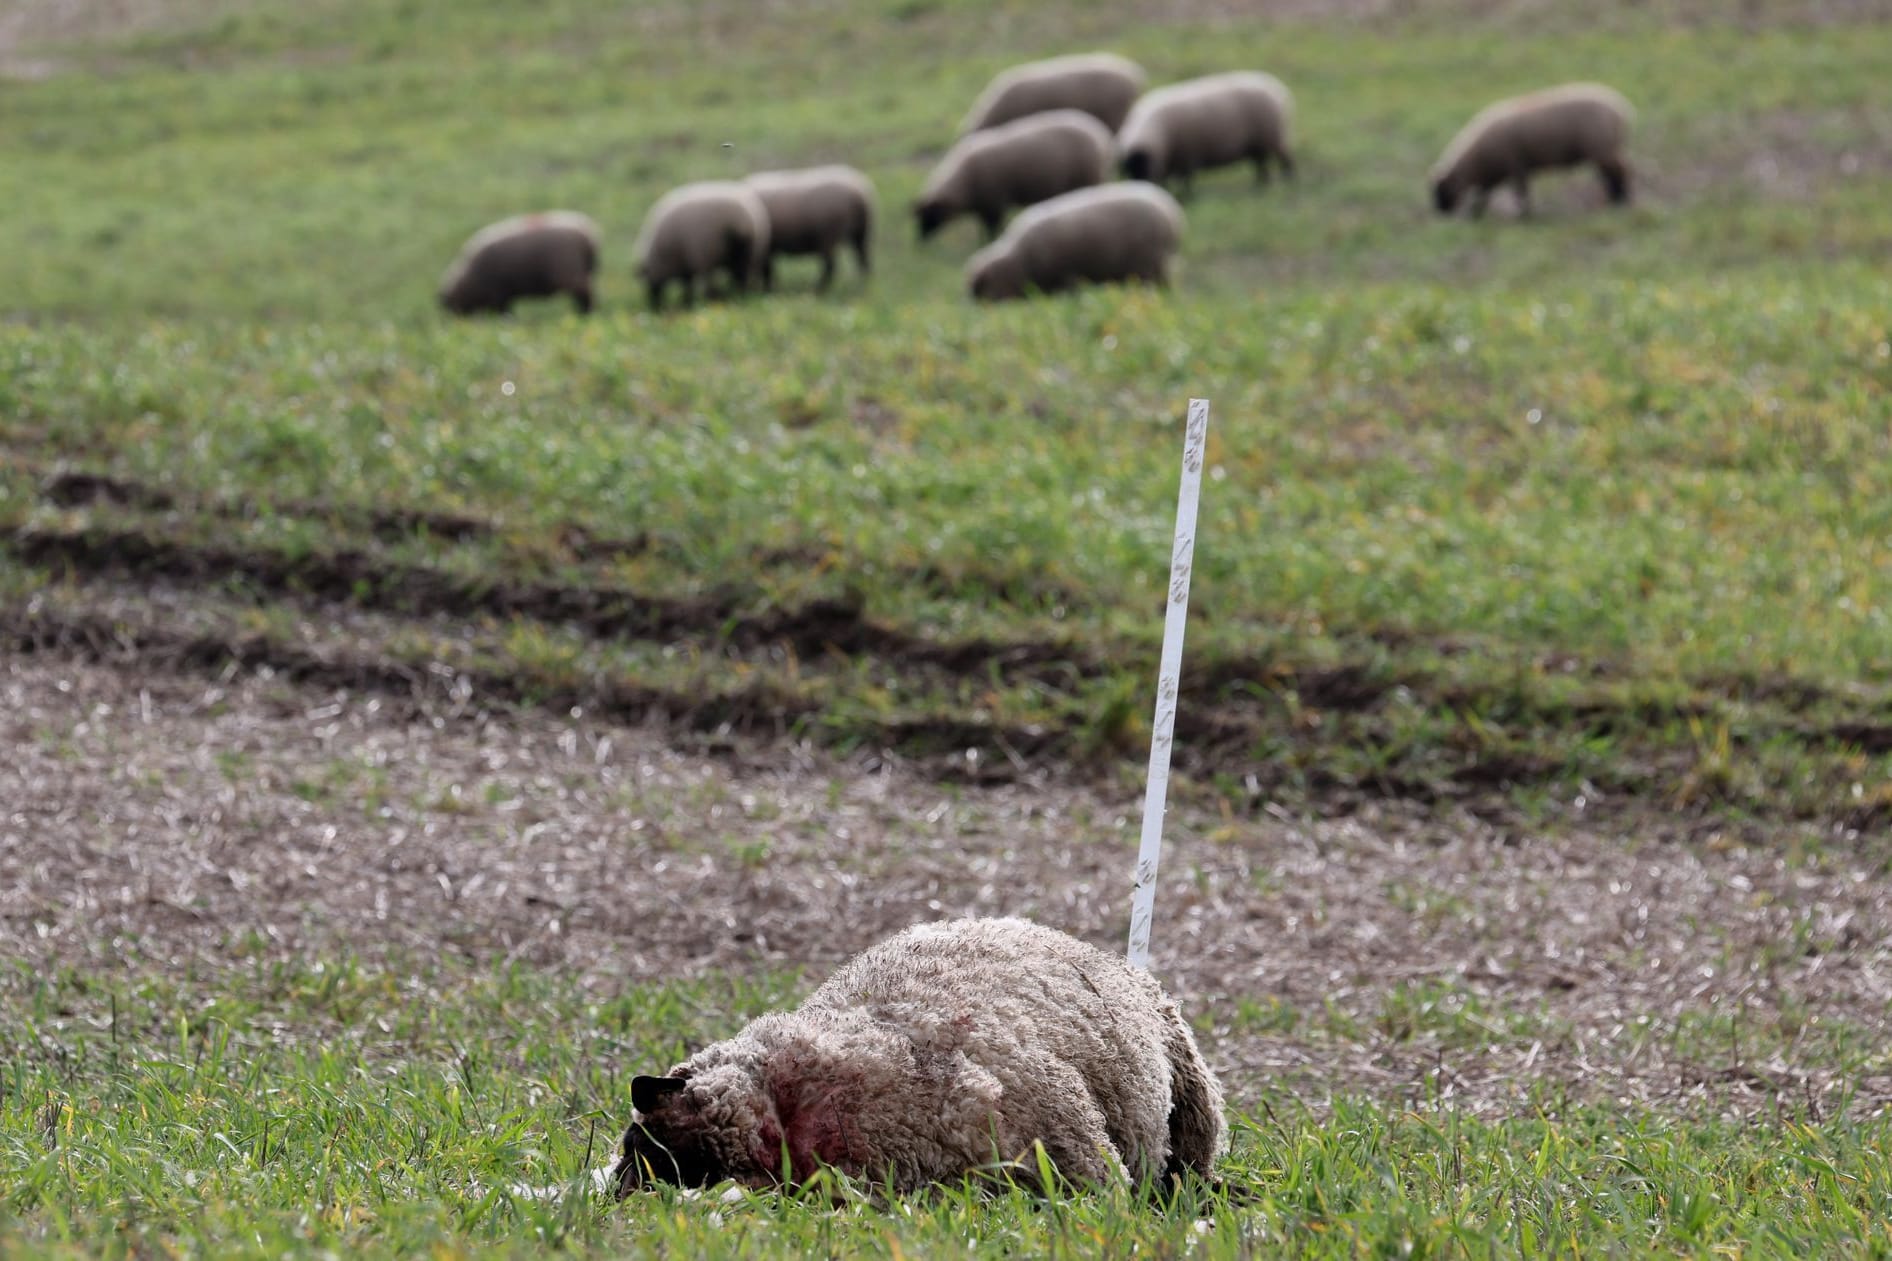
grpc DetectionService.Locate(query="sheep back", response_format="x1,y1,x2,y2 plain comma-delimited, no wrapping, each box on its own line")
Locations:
633,180,772,287
613,916,1225,1194
437,211,600,315
917,109,1115,237
1431,82,1634,210
1117,71,1294,185
967,183,1184,301
959,51,1148,134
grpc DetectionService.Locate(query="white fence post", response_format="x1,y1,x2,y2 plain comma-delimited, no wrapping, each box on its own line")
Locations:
1127,397,1210,970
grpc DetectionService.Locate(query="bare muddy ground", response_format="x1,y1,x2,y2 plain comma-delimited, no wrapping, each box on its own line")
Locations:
3,652,1889,1118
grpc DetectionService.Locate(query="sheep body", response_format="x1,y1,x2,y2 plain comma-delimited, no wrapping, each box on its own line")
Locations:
1431,82,1635,216
613,917,1225,1195
1117,71,1294,189
966,182,1184,302
633,181,772,311
959,52,1147,135
742,165,876,291
437,211,599,316
916,109,1115,241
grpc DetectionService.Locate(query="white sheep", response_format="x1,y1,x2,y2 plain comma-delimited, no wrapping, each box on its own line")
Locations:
1117,71,1295,192
966,182,1185,302
612,917,1226,1195
915,109,1115,242
1431,82,1635,217
437,211,600,316
633,181,772,311
742,165,876,292
959,52,1148,135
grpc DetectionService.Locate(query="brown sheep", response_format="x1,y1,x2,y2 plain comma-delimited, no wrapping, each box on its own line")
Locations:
915,109,1115,243
967,183,1184,302
959,52,1148,135
1431,83,1635,217
633,181,772,312
742,165,876,292
612,917,1226,1196
437,211,599,316
1117,71,1295,192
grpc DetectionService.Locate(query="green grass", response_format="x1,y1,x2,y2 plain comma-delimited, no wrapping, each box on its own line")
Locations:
5,959,1892,1258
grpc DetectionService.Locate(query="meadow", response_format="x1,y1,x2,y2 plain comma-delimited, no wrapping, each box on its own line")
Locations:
2,0,1891,1254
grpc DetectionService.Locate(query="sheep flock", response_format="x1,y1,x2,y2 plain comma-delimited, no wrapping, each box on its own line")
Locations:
439,54,1637,315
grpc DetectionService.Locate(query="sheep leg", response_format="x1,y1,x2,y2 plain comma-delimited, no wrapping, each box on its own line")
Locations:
1598,157,1632,205
727,241,753,297
760,254,776,293
852,231,871,276
816,250,835,292
1276,146,1296,179
570,285,593,316
979,209,1003,243
1509,173,1534,218
1160,1011,1226,1180
646,278,665,312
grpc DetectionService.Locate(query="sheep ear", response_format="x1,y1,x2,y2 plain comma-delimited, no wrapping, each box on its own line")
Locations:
632,1075,686,1113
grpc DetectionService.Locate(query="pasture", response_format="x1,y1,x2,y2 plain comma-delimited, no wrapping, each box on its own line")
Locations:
3,0,1891,1254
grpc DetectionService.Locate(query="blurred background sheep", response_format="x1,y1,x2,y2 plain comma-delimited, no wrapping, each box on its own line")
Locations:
742,165,877,292
967,183,1184,302
633,180,773,311
1117,71,1295,193
958,52,1148,135
1431,82,1636,216
914,109,1115,242
436,211,600,316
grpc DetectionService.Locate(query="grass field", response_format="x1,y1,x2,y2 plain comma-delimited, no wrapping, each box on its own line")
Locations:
3,0,1892,1254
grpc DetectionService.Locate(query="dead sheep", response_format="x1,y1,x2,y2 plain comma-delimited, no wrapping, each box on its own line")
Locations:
959,52,1148,135
966,183,1184,302
915,109,1115,242
437,211,600,316
1117,71,1295,191
741,165,876,292
1431,82,1635,216
613,917,1226,1195
633,181,772,311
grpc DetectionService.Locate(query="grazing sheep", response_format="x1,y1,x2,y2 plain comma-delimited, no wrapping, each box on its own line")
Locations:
1430,82,1635,217
915,109,1115,242
437,211,599,316
633,181,772,311
612,917,1226,1196
966,183,1184,302
742,165,876,292
959,52,1148,135
1117,71,1295,191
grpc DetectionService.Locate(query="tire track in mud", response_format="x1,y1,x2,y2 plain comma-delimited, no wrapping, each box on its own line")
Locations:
12,470,1889,808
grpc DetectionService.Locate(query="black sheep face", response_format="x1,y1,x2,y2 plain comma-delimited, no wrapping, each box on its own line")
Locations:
1432,179,1460,215
914,200,948,240
1121,149,1157,183
613,1075,727,1193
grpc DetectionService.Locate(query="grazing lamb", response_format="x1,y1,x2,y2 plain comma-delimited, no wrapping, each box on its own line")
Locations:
612,917,1225,1196
966,183,1184,302
1117,71,1295,191
633,181,772,311
959,52,1148,135
742,165,876,292
1431,82,1635,217
437,211,600,316
915,109,1115,242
